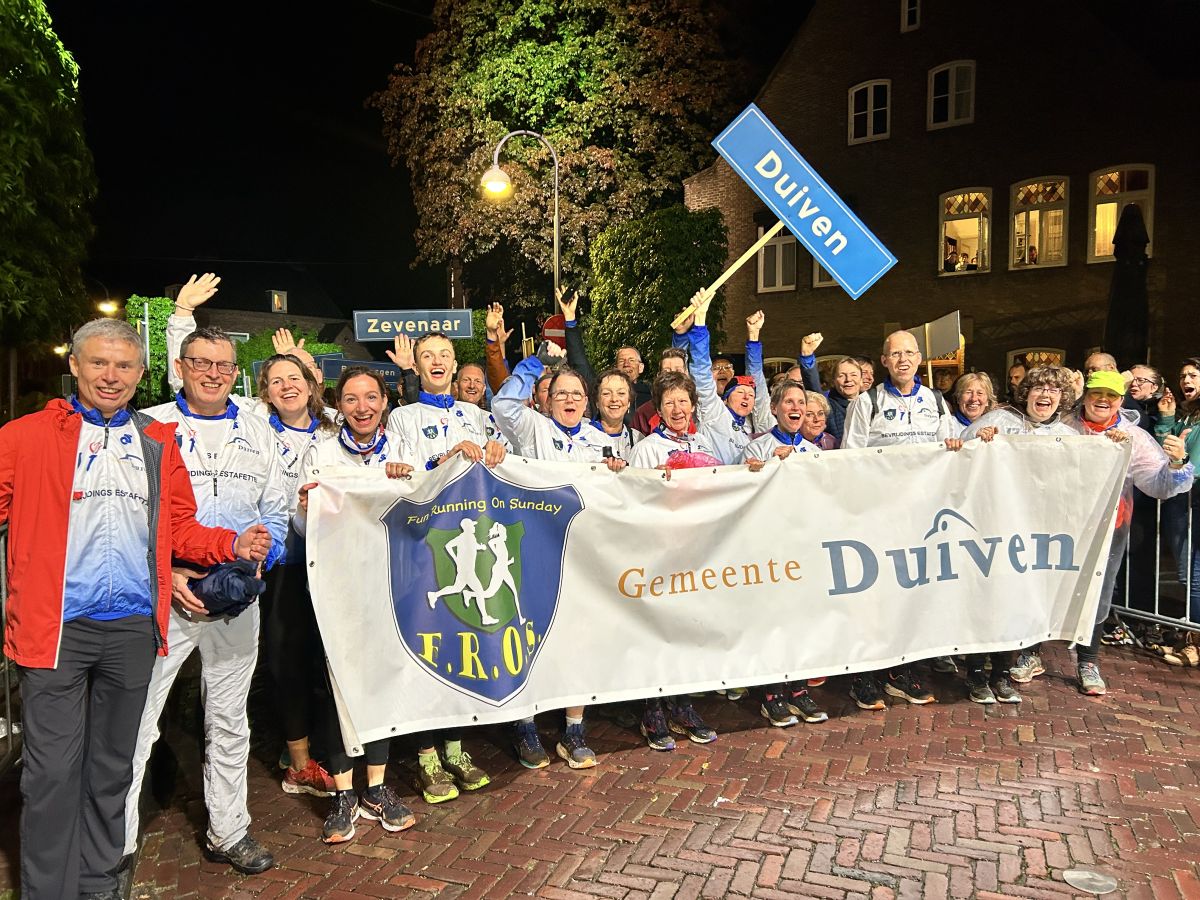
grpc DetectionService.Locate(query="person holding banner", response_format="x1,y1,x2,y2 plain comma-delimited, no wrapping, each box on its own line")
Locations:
492,342,627,769
592,369,642,457
627,367,721,749
950,366,1076,701
125,325,290,877
253,355,342,798
385,335,506,803
295,366,423,842
741,379,829,727
1065,370,1194,695
842,330,952,710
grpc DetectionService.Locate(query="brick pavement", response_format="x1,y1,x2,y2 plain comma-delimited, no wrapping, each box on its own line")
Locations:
3,643,1199,899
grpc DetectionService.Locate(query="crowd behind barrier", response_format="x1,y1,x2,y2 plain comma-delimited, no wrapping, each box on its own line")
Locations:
3,272,1199,898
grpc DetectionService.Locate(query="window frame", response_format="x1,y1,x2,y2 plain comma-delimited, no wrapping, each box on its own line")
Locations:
847,79,892,145
756,225,797,293
1087,163,1155,263
900,0,920,32
927,60,976,130
1008,176,1069,271
938,187,991,277
812,258,837,289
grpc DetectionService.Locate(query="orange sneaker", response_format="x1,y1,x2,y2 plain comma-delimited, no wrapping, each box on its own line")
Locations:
283,758,336,797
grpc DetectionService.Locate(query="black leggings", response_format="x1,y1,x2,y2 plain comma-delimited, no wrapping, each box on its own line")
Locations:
261,563,349,773
965,651,1013,674
1075,620,1106,665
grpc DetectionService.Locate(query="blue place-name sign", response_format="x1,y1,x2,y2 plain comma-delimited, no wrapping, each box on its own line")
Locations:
712,103,897,299
320,357,405,388
354,309,473,342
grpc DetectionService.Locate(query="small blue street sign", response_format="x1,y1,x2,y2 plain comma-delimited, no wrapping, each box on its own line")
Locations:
354,309,473,342
712,103,897,299
320,357,405,387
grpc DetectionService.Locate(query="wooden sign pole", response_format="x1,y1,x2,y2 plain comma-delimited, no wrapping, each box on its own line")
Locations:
670,220,786,329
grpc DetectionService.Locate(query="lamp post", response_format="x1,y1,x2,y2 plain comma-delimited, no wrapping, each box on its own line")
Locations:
480,129,560,300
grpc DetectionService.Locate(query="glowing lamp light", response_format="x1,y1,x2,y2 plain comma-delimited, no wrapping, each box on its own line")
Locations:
53,344,69,356
97,300,119,316
480,166,512,198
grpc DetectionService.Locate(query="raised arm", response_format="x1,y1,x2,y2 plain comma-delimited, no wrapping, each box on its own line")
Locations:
745,310,770,429
485,302,512,395
167,273,220,392
492,348,562,455
558,288,596,387
384,335,420,405
796,332,823,394
685,292,726,430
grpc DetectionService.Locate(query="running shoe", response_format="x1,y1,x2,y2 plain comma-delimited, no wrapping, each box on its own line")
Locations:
443,750,490,790
514,721,550,769
360,784,417,832
322,790,359,844
1009,650,1045,683
718,688,748,701
556,723,598,769
667,700,717,743
641,701,676,751
1078,662,1107,696
931,656,958,674
991,674,1022,704
966,672,996,704
760,694,798,727
786,689,829,723
282,758,336,797
418,755,460,803
850,674,886,710
884,670,936,705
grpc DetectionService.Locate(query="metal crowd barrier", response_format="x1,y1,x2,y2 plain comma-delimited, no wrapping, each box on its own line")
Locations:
0,524,20,775
1112,492,1200,634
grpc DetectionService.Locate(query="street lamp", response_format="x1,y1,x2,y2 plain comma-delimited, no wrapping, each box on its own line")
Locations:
97,300,119,316
481,129,559,298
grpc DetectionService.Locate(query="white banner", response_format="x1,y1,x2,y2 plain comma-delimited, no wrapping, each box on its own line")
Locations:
307,436,1128,752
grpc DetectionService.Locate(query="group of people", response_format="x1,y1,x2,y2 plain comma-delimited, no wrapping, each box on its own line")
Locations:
2,271,1197,898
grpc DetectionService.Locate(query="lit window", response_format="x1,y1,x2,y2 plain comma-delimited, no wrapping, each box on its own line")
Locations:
847,80,891,145
757,226,797,293
813,259,836,289
1010,178,1068,269
1088,165,1154,262
928,61,975,129
901,0,920,31
939,189,990,275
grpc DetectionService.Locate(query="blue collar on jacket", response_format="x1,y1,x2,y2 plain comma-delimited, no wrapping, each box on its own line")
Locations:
70,395,131,427
175,391,238,420
418,391,455,409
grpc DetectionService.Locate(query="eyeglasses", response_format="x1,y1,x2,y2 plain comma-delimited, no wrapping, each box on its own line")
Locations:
1030,385,1063,395
885,351,919,361
183,356,238,376
551,390,585,402
1131,377,1158,387
712,364,734,373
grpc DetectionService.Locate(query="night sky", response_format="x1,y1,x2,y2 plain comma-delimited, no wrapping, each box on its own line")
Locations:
44,0,809,318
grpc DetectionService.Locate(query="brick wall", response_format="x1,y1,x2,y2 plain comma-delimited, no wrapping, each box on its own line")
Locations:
685,0,1198,383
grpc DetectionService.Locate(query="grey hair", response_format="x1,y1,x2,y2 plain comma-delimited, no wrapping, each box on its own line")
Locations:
71,318,146,367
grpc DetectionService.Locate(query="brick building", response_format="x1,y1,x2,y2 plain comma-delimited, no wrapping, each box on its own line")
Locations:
684,0,1198,381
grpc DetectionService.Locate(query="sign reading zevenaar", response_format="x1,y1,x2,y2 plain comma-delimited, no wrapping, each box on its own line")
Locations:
712,103,897,299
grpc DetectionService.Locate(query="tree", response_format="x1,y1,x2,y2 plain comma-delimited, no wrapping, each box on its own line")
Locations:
584,205,727,375
371,0,744,311
236,327,343,395
0,1,95,344
124,296,174,407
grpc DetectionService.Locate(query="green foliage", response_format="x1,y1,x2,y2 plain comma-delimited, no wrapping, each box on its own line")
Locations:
125,296,174,407
371,0,744,312
585,205,727,375
0,0,96,344
237,327,343,395
453,309,489,368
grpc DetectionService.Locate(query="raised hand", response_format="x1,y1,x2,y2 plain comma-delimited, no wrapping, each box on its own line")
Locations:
385,334,416,370
746,309,765,342
272,328,305,354
672,308,696,335
556,287,580,323
1160,388,1177,417
176,273,221,312
1163,429,1191,463
486,302,505,340
800,332,824,356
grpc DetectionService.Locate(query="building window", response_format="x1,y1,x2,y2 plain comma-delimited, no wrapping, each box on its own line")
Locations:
1010,178,1068,269
927,61,975,129
900,0,920,32
939,189,990,275
1088,164,1154,262
812,259,836,289
757,226,796,293
848,80,890,145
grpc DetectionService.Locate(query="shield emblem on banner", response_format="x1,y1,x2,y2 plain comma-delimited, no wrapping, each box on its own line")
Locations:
381,464,584,705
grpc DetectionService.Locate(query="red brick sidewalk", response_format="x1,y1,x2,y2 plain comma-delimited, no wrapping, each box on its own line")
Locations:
120,644,1200,898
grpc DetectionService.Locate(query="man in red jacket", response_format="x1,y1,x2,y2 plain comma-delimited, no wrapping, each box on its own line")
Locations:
0,318,271,900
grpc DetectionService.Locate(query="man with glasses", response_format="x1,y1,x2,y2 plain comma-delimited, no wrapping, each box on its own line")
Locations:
842,330,954,710
124,326,289,876
711,357,735,397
